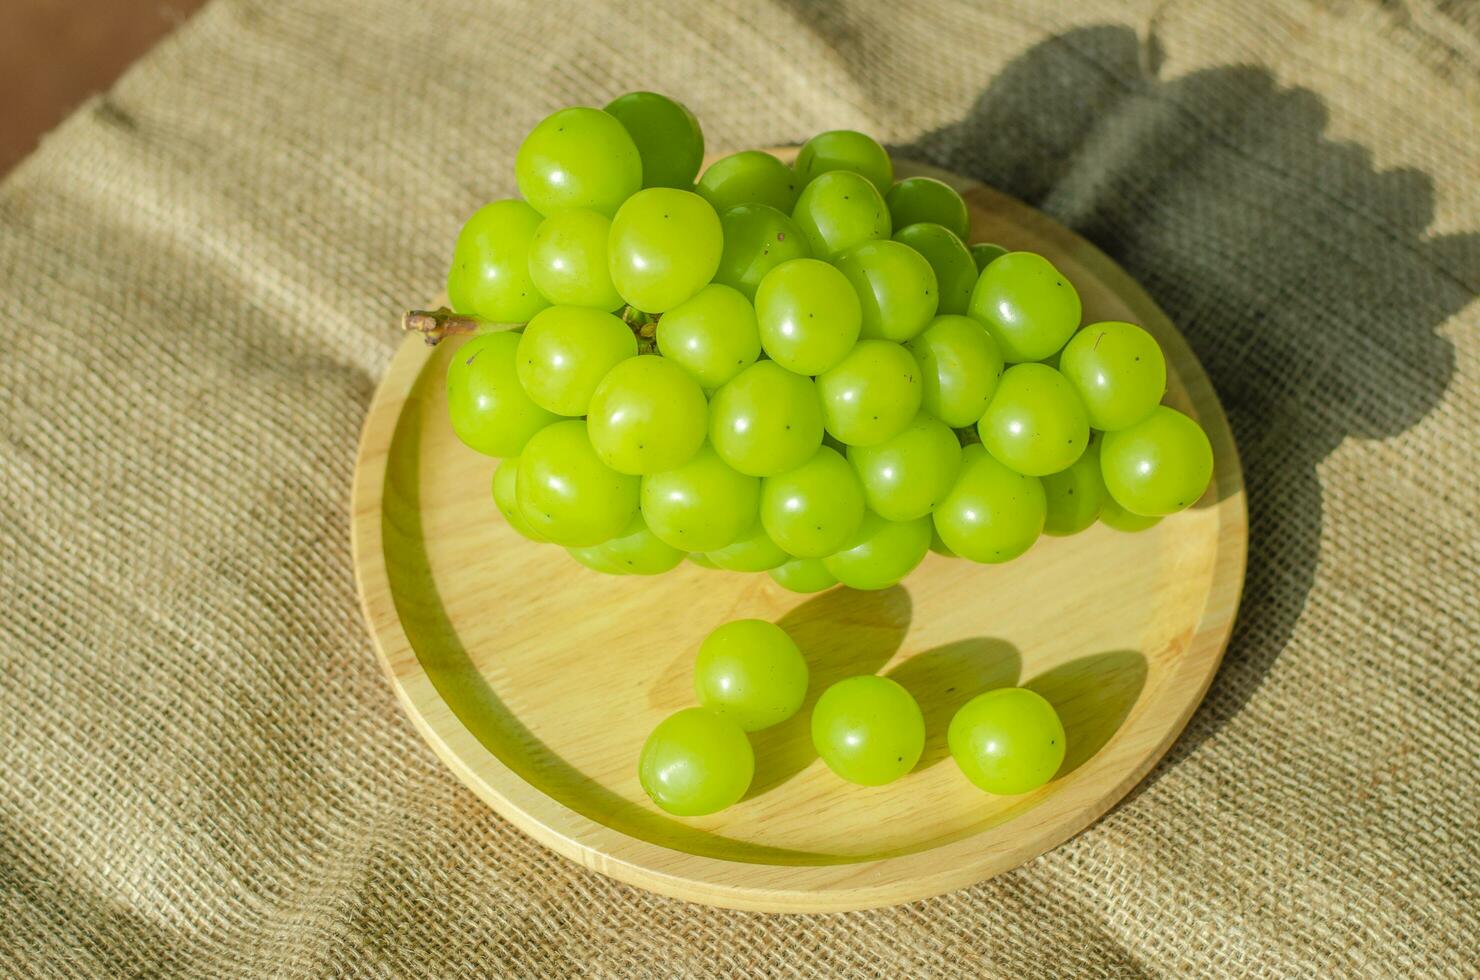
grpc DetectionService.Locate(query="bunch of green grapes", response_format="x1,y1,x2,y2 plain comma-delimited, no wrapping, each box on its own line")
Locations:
443,93,1214,594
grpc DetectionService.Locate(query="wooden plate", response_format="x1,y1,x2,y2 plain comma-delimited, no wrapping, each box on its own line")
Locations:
351,155,1246,912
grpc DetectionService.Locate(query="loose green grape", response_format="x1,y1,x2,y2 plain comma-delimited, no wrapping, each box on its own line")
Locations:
949,688,1065,795
569,512,685,575
640,444,758,551
609,188,723,312
933,444,1046,563
492,457,547,542
1100,406,1213,516
905,314,1004,428
847,413,962,521
587,355,708,475
835,240,938,343
1041,437,1107,536
517,420,639,546
977,363,1090,476
1100,495,1163,532
1058,321,1167,431
705,520,790,572
527,209,623,311
639,707,754,816
708,361,824,476
655,283,760,390
816,340,922,447
515,106,642,217
822,512,931,590
696,150,799,213
516,306,636,416
446,331,559,456
604,91,704,189
791,171,890,260
760,447,865,558
969,242,1007,272
694,619,808,731
768,557,838,593
447,199,550,323
794,130,893,193
811,675,924,786
886,177,970,240
754,258,861,375
893,223,976,316
968,251,1081,363
714,204,811,301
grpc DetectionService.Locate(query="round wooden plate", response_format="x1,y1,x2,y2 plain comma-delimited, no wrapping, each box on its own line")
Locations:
352,155,1246,912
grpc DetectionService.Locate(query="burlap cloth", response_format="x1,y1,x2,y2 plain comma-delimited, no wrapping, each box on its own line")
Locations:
2,0,1476,975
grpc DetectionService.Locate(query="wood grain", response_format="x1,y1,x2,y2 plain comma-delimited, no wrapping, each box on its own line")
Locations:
351,154,1247,912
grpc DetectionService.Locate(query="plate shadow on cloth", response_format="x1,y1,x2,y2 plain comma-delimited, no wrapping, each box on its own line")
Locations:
901,24,1474,767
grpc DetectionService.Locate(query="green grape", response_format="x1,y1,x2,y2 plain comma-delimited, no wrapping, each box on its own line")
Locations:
705,520,790,572
836,239,938,342
688,552,721,569
885,177,970,239
969,242,1008,272
587,355,708,475
568,544,629,575
811,675,924,786
655,283,760,389
760,447,865,558
816,340,922,447
949,687,1065,795
640,444,758,551
754,258,861,375
609,188,723,312
1100,406,1213,516
694,619,808,731
446,331,558,456
639,707,754,816
893,223,975,316
708,361,824,476
1041,437,1107,536
1100,495,1163,532
846,413,962,521
768,557,837,593
527,209,623,311
933,444,1046,563
1058,321,1168,431
517,420,639,546
447,199,550,322
604,91,703,189
791,171,890,260
822,512,932,590
696,150,799,213
569,512,685,575
515,106,642,217
929,525,956,557
491,457,547,541
905,314,1004,428
977,363,1090,477
516,306,636,416
713,204,811,301
968,251,1081,363
794,130,893,193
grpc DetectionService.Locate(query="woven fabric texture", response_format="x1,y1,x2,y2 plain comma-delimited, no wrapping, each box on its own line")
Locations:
2,0,1476,975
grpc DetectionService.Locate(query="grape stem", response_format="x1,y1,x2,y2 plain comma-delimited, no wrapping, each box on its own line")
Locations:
955,426,982,447
401,308,513,345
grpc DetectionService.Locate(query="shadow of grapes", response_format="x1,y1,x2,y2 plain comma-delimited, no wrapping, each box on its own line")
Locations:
886,638,1021,772
897,25,1475,764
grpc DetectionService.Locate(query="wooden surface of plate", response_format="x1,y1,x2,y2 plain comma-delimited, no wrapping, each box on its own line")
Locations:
351,153,1247,912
